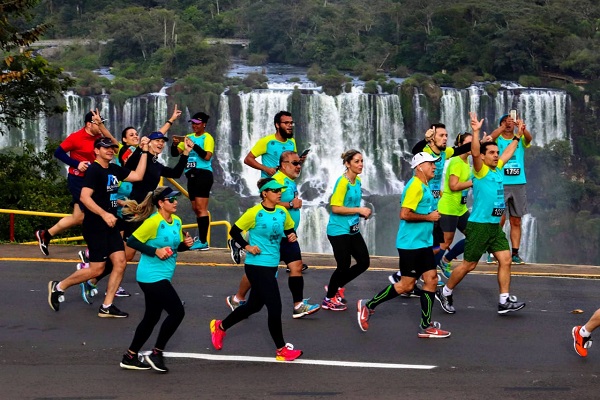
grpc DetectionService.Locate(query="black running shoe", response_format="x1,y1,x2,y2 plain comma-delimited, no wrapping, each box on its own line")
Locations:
36,229,50,256
228,238,242,264
98,304,128,318
48,281,64,311
145,350,169,373
120,353,151,370
498,296,526,314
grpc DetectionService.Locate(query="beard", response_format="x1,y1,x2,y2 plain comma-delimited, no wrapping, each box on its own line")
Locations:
279,127,294,139
436,143,447,151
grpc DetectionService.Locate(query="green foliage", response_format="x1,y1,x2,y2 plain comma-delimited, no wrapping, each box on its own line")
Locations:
247,53,268,66
451,69,476,89
363,80,379,94
484,83,502,97
0,140,72,242
242,72,268,89
391,66,411,78
518,75,542,87
432,72,452,85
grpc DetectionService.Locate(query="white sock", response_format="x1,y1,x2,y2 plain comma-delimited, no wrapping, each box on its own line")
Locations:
581,326,592,337
442,286,453,297
294,303,303,310
499,293,509,304
56,282,63,292
102,303,112,308
395,271,402,277
233,295,243,303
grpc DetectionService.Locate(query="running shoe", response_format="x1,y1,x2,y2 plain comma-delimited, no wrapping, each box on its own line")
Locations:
120,353,151,370
286,263,309,273
115,287,131,297
35,229,50,256
400,290,420,298
228,238,242,264
357,299,374,332
190,238,209,251
435,286,456,314
498,295,526,314
78,249,89,264
293,299,320,319
321,296,347,311
486,253,497,264
324,285,347,304
276,343,303,361
225,295,246,311
418,321,451,338
47,281,64,311
145,350,169,373
572,326,593,357
210,319,226,350
98,304,128,318
80,280,97,305
512,255,526,265
76,262,89,270
438,259,452,279
388,272,401,284
437,274,445,287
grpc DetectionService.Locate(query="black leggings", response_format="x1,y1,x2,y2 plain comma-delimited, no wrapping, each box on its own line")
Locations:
128,280,185,353
326,233,370,298
222,265,285,349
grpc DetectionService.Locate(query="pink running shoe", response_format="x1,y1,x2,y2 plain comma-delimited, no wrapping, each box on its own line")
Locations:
276,343,303,361
210,319,226,350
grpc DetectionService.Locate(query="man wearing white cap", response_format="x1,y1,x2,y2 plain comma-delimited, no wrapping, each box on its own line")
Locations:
436,112,526,315
356,151,451,338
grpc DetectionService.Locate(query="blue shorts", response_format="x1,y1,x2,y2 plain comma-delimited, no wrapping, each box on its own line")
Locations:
280,237,302,264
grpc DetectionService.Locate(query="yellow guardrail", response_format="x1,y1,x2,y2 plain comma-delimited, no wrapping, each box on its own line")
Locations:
1,179,231,245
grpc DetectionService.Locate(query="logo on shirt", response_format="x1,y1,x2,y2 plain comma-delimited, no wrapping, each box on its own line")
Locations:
106,174,119,192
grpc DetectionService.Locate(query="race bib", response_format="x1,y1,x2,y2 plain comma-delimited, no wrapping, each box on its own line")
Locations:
504,167,521,176
186,161,197,169
491,201,505,217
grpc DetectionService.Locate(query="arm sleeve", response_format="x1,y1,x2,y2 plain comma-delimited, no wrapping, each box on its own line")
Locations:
170,142,180,157
161,154,188,178
124,147,142,169
412,139,426,155
126,235,157,257
451,142,471,157
192,143,208,159
54,146,80,168
229,224,249,249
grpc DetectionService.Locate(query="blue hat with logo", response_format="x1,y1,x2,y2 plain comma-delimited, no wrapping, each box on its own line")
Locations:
147,132,169,141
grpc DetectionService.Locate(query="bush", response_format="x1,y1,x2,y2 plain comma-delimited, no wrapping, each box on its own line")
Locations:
247,53,268,66
451,69,476,89
363,80,379,94
485,83,502,97
391,65,410,78
518,75,542,87
432,71,452,85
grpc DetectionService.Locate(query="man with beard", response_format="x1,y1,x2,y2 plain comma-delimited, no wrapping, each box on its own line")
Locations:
244,111,303,178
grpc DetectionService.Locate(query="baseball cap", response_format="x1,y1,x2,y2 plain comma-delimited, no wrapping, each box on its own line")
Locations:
188,112,210,124
152,186,181,204
498,114,510,126
84,111,106,124
147,132,169,141
94,137,119,149
258,179,287,192
410,152,440,169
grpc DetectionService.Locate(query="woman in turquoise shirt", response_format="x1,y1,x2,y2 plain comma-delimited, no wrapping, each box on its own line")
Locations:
322,150,372,312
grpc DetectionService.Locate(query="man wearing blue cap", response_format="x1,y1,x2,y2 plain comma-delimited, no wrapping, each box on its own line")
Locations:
488,112,533,265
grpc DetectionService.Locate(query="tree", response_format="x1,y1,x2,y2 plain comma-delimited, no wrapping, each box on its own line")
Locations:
0,0,73,135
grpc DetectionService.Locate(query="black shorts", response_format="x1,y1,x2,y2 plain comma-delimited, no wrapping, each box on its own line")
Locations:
186,169,213,199
280,237,302,264
439,211,470,234
397,247,436,279
83,225,125,262
67,174,85,207
433,220,444,245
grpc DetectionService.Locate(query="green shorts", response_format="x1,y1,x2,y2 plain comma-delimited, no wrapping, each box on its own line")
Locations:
463,221,509,262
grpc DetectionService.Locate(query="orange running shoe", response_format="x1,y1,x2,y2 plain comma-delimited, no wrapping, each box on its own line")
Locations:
572,326,592,357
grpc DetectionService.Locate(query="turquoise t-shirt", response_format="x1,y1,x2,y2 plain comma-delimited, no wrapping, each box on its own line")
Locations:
437,156,471,216
235,203,295,267
496,136,529,185
272,170,300,230
250,134,297,178
327,174,362,236
133,212,184,283
423,145,456,208
469,160,506,224
180,132,215,173
396,177,435,249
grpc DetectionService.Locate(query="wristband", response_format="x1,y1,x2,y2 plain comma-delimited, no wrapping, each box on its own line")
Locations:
512,136,520,141
165,120,172,125
289,201,294,209
141,150,149,154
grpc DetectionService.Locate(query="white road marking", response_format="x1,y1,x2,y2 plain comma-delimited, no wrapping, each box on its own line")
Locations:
162,351,436,369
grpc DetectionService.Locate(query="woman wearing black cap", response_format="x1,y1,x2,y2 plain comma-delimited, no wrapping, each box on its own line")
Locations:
171,112,215,250
119,186,194,373
209,178,303,362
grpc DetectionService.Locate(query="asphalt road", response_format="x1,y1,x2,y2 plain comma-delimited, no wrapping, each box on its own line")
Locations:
1,245,600,399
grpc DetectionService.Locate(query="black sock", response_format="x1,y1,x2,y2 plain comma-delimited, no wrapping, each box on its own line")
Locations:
419,290,435,329
512,248,519,256
366,285,399,310
288,276,304,304
197,216,209,243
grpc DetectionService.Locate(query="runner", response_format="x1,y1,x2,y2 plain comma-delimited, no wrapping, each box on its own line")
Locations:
225,151,320,319
436,132,473,280
322,150,372,311
119,187,194,372
435,112,526,315
47,137,148,317
572,309,600,357
209,178,303,361
357,152,451,338
173,112,214,250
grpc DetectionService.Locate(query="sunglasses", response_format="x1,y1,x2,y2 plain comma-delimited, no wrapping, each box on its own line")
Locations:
266,188,282,193
164,196,179,203
284,160,302,166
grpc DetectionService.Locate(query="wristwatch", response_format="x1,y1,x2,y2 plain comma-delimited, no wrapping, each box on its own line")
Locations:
289,201,294,209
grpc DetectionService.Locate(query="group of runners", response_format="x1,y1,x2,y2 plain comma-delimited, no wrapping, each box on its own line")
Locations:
39,105,597,372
